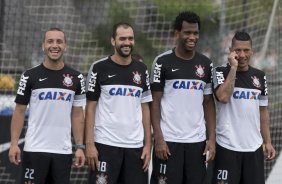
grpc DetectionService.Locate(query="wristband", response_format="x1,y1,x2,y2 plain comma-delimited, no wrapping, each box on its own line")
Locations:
74,144,85,150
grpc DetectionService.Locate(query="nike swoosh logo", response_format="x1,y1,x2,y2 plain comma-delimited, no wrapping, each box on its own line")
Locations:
108,75,116,78
39,78,48,81
0,138,25,153
172,69,179,72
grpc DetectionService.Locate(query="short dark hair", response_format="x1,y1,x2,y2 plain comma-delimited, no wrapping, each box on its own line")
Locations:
232,31,252,46
112,22,133,39
43,27,66,43
173,11,201,31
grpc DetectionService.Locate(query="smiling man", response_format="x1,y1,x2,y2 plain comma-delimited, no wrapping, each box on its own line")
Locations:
212,31,276,184
9,28,86,184
85,22,152,184
150,11,216,184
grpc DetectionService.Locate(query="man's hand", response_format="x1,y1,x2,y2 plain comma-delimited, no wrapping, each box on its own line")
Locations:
228,51,239,68
155,140,171,160
74,149,85,168
86,143,99,171
203,140,216,163
8,144,21,165
141,144,151,172
265,143,276,160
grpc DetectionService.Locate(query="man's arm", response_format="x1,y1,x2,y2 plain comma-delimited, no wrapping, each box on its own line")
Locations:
151,91,170,160
8,104,27,165
215,51,238,103
203,94,216,161
85,100,99,170
71,106,85,168
141,102,151,171
260,106,276,160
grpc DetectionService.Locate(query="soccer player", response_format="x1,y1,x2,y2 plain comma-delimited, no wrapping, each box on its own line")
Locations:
85,22,152,184
8,27,86,184
212,31,276,184
150,11,216,184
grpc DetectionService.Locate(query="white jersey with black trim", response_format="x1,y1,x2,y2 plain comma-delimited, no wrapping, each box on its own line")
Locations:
150,49,213,143
213,64,267,152
86,57,152,148
15,64,86,154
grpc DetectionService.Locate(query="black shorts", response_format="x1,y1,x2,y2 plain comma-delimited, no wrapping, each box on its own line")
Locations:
212,144,265,184
21,151,72,184
88,143,148,184
150,141,206,184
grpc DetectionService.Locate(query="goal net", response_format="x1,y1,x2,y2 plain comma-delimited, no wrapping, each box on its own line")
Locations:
0,0,281,183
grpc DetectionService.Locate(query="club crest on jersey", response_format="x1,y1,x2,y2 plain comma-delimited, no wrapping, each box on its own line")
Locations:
133,71,142,84
195,65,205,78
251,76,261,88
158,176,167,184
63,74,73,87
96,173,108,184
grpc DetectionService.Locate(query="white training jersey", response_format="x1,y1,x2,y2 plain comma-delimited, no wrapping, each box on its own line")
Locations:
86,57,152,148
213,64,268,152
15,64,86,154
150,49,213,143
